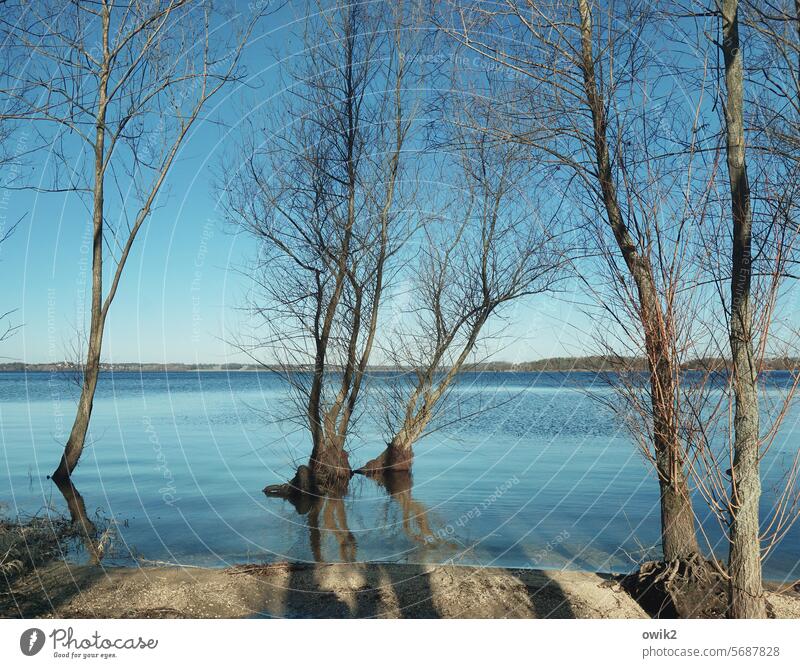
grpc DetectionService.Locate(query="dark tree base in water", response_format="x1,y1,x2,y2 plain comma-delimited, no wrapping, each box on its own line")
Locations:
263,464,316,497
355,444,413,476
623,554,730,618
263,460,352,499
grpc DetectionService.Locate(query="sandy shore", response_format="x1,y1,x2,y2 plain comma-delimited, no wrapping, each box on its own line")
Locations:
3,560,799,619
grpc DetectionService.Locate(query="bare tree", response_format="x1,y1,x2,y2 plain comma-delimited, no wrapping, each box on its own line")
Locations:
0,1,260,482
443,0,800,617
441,0,705,567
741,0,800,167
225,1,424,496
0,44,29,345
359,126,564,475
718,0,766,619
675,0,800,619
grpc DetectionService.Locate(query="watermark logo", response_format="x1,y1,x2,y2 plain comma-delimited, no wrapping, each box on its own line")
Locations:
20,628,45,656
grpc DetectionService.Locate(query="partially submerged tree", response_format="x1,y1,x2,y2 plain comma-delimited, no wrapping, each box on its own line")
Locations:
359,128,564,475
0,0,260,482
226,1,423,495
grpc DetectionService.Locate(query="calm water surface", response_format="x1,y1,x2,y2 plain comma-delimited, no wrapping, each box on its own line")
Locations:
1,370,798,581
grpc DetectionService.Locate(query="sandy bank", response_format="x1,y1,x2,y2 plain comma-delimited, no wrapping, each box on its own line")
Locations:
3,560,799,619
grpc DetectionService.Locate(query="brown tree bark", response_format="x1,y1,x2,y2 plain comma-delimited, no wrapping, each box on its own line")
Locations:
256,2,410,497
51,240,106,482
51,13,110,483
358,432,415,475
51,335,103,483
39,2,256,483
308,434,353,494
577,0,699,562
720,0,766,618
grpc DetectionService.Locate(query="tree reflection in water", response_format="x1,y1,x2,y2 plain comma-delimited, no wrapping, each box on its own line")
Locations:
373,471,434,545
278,470,448,563
51,477,105,565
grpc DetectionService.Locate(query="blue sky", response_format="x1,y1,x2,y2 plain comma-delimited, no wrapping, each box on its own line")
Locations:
0,178,590,364
0,176,590,364
0,2,594,365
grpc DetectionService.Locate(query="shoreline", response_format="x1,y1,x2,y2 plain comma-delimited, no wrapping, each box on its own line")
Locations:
4,357,799,374
3,560,799,619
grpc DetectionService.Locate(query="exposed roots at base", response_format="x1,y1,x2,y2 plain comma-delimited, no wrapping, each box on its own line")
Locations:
624,554,727,618
263,464,315,498
263,461,352,503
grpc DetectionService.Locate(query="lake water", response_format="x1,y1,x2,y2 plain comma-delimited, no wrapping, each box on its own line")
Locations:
1,370,798,582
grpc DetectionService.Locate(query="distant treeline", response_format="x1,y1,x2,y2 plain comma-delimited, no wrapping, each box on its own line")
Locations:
471,356,800,372
0,362,262,372
3,356,798,373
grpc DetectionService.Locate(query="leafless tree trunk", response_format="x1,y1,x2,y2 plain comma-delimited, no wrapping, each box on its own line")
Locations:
359,125,564,475
576,0,700,562
655,0,800,618
442,0,701,564
719,0,765,619
226,1,423,495
1,1,260,482
680,0,800,618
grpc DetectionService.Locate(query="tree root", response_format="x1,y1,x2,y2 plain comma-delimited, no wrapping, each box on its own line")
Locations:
263,465,315,498
263,462,351,505
623,553,727,618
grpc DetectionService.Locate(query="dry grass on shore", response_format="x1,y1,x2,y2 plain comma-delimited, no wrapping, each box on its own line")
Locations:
0,516,74,581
